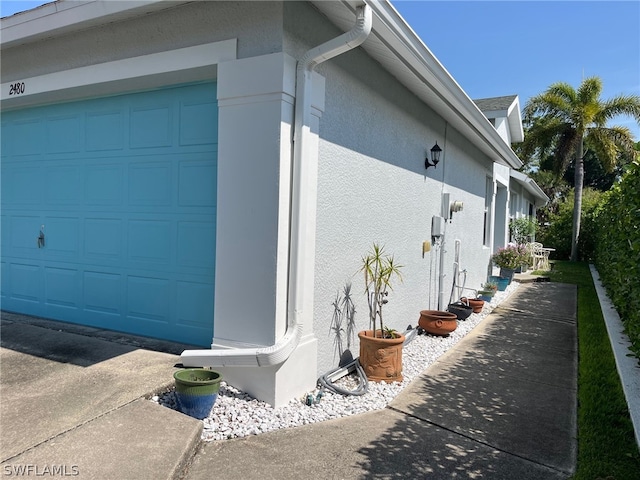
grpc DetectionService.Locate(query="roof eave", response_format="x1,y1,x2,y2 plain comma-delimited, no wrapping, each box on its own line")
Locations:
510,170,549,205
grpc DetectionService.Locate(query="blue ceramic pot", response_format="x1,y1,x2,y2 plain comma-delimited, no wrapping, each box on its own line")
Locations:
173,369,222,420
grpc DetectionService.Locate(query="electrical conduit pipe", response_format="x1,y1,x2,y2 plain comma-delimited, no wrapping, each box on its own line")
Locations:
180,5,372,368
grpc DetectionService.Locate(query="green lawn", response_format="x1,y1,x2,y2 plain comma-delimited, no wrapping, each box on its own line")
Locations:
548,261,640,479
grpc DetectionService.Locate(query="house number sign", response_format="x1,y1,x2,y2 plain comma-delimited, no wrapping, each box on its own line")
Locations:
8,82,26,96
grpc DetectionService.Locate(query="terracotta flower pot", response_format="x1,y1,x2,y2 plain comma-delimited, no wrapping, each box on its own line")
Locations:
418,310,458,336
358,330,405,383
461,297,484,313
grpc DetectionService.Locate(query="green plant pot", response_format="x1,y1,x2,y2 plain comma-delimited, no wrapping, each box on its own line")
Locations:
173,369,222,420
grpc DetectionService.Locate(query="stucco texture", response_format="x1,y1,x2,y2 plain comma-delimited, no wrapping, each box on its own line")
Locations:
2,1,284,82
283,4,495,375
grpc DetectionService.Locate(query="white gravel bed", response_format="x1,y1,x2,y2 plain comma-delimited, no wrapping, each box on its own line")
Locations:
152,282,519,441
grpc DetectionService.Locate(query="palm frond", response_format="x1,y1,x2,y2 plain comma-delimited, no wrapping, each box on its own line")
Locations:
524,93,572,123
576,77,603,106
594,94,640,126
545,82,577,104
552,126,580,175
586,126,636,172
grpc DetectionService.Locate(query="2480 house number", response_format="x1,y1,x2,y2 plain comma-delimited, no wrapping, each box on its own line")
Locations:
9,82,26,95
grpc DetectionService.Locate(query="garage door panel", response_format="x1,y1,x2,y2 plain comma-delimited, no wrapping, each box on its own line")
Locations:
9,263,42,303
44,266,80,309
177,221,216,269
9,216,42,256
127,220,172,265
86,110,125,152
178,159,217,206
10,119,45,157
130,105,173,149
83,270,123,315
127,275,171,323
44,217,80,258
84,218,123,260
1,83,217,346
45,165,82,204
128,161,172,206
1,261,7,300
3,166,44,205
85,165,124,206
176,280,214,328
46,114,81,154
180,101,218,146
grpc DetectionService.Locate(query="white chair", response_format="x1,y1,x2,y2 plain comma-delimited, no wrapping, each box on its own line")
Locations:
531,242,544,270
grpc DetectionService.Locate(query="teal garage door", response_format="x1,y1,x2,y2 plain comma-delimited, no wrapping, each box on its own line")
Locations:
1,83,217,346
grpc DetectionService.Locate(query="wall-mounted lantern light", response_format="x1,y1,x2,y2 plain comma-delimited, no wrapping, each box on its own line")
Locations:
425,142,442,170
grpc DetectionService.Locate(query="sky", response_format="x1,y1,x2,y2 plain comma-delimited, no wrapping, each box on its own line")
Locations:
2,0,639,139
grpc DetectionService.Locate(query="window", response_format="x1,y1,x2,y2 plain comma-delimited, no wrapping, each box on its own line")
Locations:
483,177,493,247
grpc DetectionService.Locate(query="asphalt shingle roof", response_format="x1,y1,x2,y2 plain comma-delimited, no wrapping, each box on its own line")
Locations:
473,95,518,112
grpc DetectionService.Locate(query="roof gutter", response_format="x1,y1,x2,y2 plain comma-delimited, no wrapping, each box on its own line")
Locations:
180,4,372,368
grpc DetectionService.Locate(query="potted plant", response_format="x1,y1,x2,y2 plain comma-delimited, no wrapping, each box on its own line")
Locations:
489,275,509,291
477,291,493,302
483,281,498,294
357,243,404,383
173,368,222,420
491,244,529,283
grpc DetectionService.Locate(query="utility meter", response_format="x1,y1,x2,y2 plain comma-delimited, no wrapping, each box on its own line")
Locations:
431,215,445,239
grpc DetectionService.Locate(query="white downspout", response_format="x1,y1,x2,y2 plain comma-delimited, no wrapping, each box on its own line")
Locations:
180,4,372,368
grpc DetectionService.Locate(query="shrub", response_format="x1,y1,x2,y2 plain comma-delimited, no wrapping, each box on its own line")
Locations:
537,188,603,260
593,160,640,361
492,244,529,269
510,217,537,244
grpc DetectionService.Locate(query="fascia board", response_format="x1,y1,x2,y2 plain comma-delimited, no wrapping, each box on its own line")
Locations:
506,96,525,143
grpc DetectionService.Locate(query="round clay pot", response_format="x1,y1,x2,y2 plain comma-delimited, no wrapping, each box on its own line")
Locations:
358,330,405,383
418,310,458,336
461,297,484,313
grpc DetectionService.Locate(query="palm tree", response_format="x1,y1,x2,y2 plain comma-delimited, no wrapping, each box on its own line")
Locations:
523,77,640,261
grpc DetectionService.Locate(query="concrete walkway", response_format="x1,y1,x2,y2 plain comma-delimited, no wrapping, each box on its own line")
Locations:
183,282,577,479
0,314,202,479
1,282,577,479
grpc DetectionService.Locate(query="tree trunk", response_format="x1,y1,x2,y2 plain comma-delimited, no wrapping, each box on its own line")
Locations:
570,140,584,261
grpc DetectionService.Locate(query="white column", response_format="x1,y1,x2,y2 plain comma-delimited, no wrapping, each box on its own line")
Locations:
213,52,321,406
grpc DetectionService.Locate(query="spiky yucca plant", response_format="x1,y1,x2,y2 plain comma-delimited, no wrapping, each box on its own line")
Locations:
360,243,403,338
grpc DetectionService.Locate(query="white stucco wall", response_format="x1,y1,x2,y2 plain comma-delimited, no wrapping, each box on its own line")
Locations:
284,3,495,376
1,1,284,82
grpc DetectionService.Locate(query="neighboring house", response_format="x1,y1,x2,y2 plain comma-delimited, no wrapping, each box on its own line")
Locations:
475,95,548,249
0,0,543,406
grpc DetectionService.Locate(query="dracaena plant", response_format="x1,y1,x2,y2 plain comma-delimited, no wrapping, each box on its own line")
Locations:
360,243,403,338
